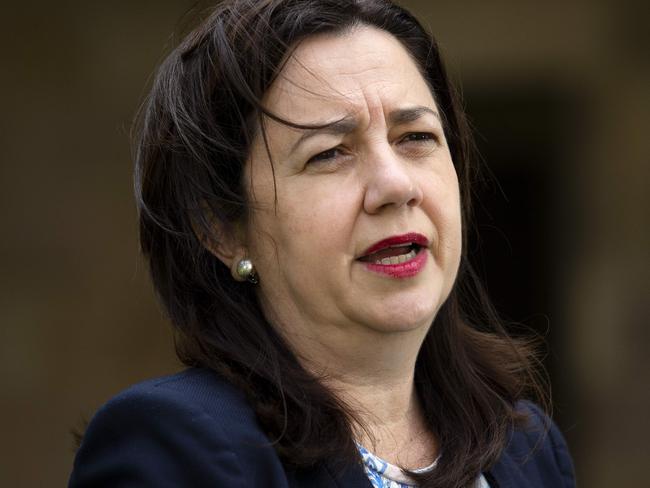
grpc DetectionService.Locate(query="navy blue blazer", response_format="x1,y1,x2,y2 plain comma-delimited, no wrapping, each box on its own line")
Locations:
69,368,575,487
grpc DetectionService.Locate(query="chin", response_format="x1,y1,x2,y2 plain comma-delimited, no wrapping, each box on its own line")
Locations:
365,297,440,334
388,280,455,331
343,270,455,334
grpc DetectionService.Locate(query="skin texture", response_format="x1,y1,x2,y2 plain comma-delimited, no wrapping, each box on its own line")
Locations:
217,26,462,468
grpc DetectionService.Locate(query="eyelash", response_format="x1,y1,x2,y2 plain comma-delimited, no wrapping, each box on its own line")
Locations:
401,132,437,143
308,147,342,164
306,132,438,165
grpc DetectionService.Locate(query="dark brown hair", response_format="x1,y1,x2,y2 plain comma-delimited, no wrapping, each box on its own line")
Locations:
134,1,546,486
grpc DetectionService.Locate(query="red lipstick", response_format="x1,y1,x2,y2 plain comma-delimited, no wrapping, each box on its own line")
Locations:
358,232,429,278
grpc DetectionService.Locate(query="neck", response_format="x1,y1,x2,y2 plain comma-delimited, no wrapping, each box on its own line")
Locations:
325,364,437,469
287,323,438,468
260,294,439,467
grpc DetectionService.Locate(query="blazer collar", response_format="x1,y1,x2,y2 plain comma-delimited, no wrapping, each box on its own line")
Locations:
288,458,371,488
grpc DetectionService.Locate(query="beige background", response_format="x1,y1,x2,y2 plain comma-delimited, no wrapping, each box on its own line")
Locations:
1,1,648,486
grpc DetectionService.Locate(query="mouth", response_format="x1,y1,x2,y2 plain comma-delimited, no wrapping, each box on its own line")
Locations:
357,232,429,264
357,242,423,264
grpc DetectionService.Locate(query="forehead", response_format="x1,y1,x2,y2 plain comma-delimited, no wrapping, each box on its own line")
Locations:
263,26,436,121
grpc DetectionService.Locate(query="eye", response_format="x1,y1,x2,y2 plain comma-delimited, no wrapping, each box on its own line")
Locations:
399,132,437,144
307,147,342,164
397,132,440,158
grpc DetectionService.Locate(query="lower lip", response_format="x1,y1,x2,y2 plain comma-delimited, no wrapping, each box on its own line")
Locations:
361,249,428,278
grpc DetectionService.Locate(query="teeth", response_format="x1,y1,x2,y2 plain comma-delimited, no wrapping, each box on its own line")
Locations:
375,248,417,265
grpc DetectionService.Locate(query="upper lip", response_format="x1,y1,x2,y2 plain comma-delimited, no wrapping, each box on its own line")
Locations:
359,232,429,258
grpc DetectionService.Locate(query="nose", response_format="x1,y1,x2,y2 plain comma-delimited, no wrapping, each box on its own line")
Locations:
362,143,423,214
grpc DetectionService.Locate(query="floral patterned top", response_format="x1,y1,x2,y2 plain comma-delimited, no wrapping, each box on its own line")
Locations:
358,445,491,488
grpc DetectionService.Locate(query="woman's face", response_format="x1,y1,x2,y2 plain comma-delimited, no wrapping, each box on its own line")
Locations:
243,26,462,342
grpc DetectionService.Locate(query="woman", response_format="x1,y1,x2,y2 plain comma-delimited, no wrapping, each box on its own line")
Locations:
69,1,575,487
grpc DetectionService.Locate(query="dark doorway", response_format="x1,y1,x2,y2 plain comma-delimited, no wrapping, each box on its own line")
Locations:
463,82,582,428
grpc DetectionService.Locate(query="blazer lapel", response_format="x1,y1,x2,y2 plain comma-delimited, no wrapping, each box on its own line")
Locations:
325,459,373,488
287,459,371,488
486,454,536,488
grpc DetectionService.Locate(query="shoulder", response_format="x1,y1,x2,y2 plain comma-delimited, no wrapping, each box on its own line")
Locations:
95,367,255,426
69,368,288,487
487,401,576,488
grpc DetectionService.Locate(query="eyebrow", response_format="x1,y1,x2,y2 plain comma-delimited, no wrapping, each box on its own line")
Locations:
389,106,440,125
289,105,440,153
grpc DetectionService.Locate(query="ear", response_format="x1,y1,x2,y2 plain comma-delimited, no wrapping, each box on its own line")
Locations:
194,215,249,281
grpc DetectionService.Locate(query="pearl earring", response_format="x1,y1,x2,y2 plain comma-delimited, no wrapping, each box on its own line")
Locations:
235,258,258,284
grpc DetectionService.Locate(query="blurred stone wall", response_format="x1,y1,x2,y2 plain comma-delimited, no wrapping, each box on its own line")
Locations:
1,1,647,486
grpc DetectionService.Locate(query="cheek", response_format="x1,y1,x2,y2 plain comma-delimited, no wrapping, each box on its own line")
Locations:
280,189,355,259
441,172,462,234
423,164,463,254
252,185,356,273
424,160,459,208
